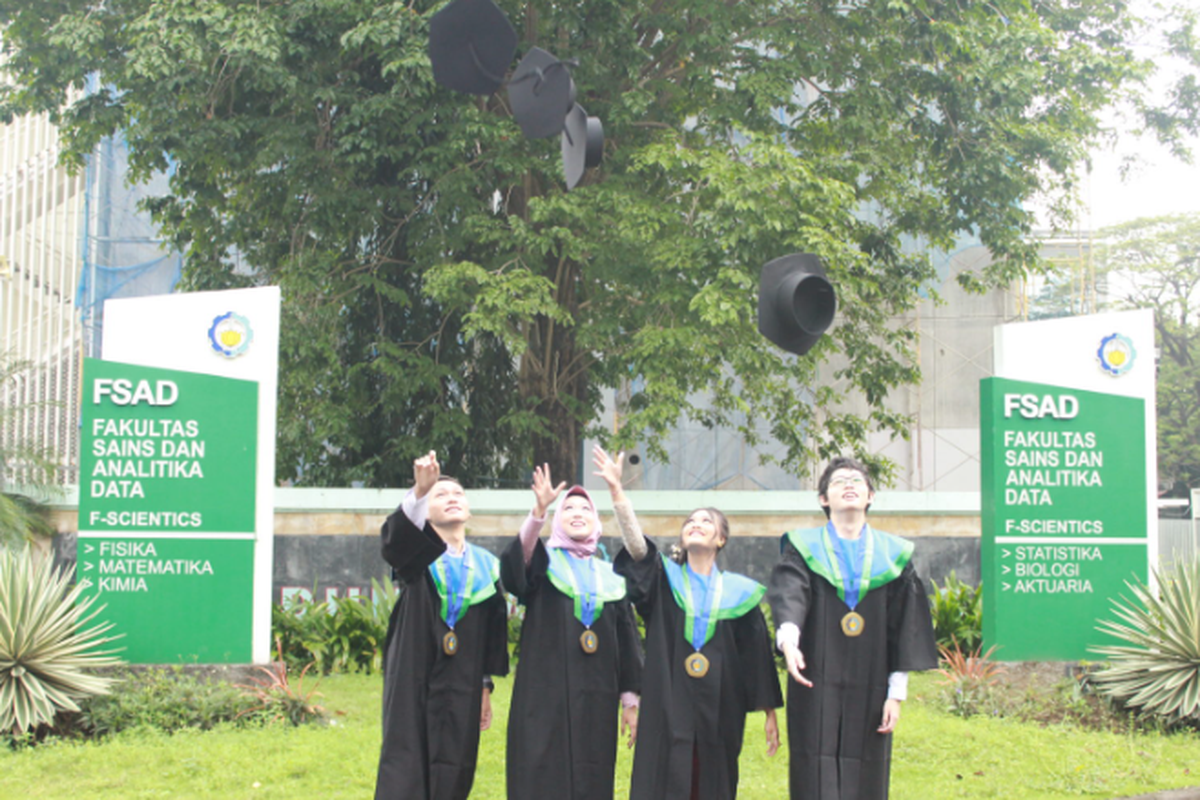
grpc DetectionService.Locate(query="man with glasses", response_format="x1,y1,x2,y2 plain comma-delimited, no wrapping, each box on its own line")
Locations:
767,456,938,800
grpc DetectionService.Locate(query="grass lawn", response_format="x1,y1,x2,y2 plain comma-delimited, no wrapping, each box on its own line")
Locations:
1,671,1196,798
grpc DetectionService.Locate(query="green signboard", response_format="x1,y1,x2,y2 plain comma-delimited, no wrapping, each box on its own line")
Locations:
980,377,1149,660
75,537,254,662
78,358,258,663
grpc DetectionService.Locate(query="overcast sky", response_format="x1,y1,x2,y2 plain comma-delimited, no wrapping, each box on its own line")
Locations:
1055,0,1200,232
1077,129,1200,230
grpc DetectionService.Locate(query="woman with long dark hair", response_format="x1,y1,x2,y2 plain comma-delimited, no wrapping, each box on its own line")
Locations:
595,445,782,800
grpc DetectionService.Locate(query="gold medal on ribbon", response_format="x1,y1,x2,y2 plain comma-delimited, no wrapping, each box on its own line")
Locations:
580,629,599,654
443,630,459,655
685,652,710,678
840,611,864,637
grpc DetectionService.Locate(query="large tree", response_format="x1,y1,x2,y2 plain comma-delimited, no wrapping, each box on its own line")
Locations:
1094,214,1200,488
3,0,1197,487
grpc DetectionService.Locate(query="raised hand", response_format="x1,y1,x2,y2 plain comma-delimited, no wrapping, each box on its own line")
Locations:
592,445,624,491
413,451,440,499
531,464,567,518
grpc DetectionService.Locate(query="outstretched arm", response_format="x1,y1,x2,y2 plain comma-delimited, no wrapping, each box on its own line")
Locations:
381,451,448,580
519,464,566,564
413,450,440,499
777,625,814,688
593,445,647,561
767,540,816,687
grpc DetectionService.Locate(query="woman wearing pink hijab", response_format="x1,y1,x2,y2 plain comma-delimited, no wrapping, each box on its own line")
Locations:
500,465,644,800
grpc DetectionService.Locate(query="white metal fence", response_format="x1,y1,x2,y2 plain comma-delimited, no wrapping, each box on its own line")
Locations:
1159,516,1198,571
1,106,87,486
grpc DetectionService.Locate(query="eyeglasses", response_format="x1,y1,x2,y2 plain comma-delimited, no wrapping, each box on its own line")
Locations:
828,475,867,488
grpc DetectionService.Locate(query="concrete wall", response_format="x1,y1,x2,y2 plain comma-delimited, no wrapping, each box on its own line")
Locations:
49,487,982,605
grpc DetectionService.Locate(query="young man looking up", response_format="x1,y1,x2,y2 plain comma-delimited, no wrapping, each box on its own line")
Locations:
767,456,938,800
374,451,509,800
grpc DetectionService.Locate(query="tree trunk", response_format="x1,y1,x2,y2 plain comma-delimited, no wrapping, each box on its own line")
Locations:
519,257,590,485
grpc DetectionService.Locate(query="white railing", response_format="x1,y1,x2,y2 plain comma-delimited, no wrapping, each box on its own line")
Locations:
1,108,87,485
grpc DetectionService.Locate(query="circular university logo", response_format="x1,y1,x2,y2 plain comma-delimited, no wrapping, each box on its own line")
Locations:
1096,332,1136,377
208,312,254,358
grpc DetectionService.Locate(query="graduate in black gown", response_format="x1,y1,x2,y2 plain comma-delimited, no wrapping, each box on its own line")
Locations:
501,465,643,800
374,451,509,800
596,446,783,800
767,456,938,800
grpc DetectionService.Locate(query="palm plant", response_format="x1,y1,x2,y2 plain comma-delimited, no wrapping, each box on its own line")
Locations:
937,639,1004,718
236,637,324,726
1089,559,1200,726
0,545,124,733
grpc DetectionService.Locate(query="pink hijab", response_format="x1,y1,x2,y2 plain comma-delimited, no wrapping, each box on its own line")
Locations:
546,486,604,558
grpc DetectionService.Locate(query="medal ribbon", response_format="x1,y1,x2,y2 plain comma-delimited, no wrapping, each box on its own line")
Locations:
431,551,470,630
822,522,875,611
549,548,598,628
681,565,724,651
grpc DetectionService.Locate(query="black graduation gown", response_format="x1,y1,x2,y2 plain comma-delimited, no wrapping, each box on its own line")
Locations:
766,533,938,800
374,508,509,800
615,539,783,800
501,538,644,800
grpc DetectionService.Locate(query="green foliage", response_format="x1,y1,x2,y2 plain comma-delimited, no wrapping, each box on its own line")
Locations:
0,355,61,548
937,640,1004,719
1090,558,1200,727
76,666,257,737
0,545,123,734
271,579,396,675
1037,213,1200,487
2,0,1197,485
1091,214,1200,488
929,571,983,652
6,672,1200,798
0,493,52,551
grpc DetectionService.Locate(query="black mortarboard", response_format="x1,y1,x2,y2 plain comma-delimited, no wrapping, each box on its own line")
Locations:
507,47,577,139
562,103,604,190
758,253,837,356
428,0,518,95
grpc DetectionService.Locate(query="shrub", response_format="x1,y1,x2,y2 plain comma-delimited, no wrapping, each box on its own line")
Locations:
272,578,397,674
1089,558,1200,727
0,355,63,548
929,571,982,652
77,666,257,737
937,639,1004,718
0,545,122,734
236,639,325,726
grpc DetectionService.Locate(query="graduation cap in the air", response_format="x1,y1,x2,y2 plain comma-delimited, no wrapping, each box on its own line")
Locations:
428,0,518,95
562,103,604,190
428,0,605,190
758,253,837,356
507,48,578,139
